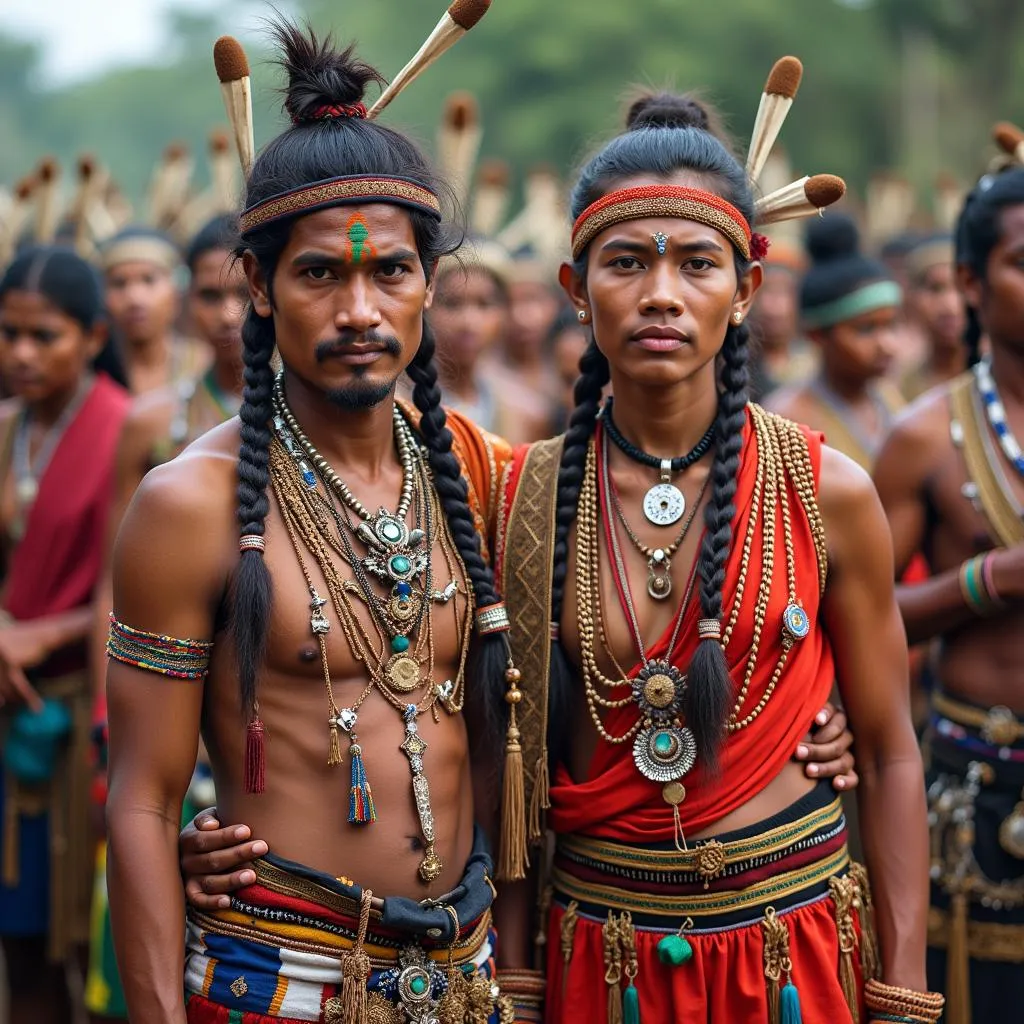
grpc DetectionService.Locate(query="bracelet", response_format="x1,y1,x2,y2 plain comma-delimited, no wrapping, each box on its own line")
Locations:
980,551,1005,608
959,554,1000,617
864,980,944,1024
496,968,545,1023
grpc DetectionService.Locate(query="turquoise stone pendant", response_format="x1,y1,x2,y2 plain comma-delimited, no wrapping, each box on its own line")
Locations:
656,934,693,966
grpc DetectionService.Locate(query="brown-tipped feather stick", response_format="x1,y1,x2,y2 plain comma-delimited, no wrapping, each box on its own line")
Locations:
213,36,255,178
746,56,803,182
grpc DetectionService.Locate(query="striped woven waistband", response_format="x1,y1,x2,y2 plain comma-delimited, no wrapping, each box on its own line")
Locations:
552,793,849,930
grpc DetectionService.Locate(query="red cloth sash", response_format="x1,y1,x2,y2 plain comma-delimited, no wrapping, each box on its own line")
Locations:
544,409,835,841
3,374,130,625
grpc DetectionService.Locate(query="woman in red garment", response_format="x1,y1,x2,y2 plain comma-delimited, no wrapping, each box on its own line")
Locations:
491,92,937,1024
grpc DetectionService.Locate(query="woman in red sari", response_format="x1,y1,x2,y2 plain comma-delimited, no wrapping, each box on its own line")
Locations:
487,92,936,1024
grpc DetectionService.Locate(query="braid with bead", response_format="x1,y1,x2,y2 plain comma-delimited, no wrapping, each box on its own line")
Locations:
686,321,749,771
548,338,611,763
406,319,507,757
231,306,276,719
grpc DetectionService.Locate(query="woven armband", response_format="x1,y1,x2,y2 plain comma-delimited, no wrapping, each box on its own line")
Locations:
496,968,545,1023
106,615,213,680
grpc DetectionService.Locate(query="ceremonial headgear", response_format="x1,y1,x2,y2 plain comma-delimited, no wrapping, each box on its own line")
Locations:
569,56,846,263
213,1,493,238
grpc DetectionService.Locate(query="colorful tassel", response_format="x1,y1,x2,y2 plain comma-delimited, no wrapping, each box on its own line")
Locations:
328,723,342,767
244,716,266,794
623,983,640,1024
347,743,376,824
780,980,802,1024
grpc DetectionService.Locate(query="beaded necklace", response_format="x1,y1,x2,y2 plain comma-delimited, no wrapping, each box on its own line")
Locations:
601,398,715,527
575,406,824,846
267,405,471,884
975,358,1024,479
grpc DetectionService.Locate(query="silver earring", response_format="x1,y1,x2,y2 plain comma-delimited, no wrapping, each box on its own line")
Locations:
733,312,743,324
578,310,587,322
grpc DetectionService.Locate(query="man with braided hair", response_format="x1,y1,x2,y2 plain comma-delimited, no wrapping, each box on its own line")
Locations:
104,24,514,1024
486,92,934,1023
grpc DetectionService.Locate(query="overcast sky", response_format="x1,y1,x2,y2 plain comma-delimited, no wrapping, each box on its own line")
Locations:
2,0,228,85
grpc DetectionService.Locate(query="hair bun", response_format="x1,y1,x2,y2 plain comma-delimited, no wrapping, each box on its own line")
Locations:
805,213,861,265
626,91,711,132
274,22,386,124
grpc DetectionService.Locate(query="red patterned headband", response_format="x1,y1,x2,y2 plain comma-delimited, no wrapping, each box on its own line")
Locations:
240,174,442,235
570,184,761,262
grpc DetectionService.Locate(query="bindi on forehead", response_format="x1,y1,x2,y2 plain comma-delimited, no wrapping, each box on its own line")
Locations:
344,213,378,265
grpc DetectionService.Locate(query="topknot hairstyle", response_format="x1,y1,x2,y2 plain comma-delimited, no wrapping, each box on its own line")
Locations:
955,167,1024,366
799,213,892,319
552,91,756,773
0,245,127,386
232,20,507,751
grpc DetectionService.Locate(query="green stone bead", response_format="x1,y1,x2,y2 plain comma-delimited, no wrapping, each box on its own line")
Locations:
390,555,411,575
392,635,410,653
409,975,428,996
656,934,693,966
654,732,674,755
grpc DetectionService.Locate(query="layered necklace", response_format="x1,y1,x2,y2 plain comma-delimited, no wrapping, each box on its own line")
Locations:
269,374,470,884
576,407,822,848
601,398,715,526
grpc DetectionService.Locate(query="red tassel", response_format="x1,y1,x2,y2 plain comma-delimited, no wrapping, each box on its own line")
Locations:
245,718,266,794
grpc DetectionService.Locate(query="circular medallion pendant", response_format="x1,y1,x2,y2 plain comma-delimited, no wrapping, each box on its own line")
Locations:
633,725,696,782
386,654,421,693
643,483,685,526
1000,802,1024,860
781,603,810,642
633,660,686,721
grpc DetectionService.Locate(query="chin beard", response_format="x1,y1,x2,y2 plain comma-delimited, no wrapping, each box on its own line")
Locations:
323,373,398,410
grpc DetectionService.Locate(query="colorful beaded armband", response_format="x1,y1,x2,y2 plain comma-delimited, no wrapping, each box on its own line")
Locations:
107,615,214,680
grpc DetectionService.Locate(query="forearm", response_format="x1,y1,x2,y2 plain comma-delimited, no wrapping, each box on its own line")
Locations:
856,755,929,991
107,803,189,1024
897,566,979,645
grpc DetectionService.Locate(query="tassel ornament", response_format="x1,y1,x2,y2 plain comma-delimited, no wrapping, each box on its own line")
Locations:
347,742,376,824
830,877,860,1024
603,913,623,1024
498,664,528,881
528,752,550,843
337,889,373,1024
245,715,266,794
368,0,493,119
849,863,880,982
780,980,802,1024
620,912,640,1024
746,57,803,182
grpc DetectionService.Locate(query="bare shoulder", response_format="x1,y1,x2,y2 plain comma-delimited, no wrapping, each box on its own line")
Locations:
114,420,241,632
116,388,176,461
881,383,952,461
818,444,891,567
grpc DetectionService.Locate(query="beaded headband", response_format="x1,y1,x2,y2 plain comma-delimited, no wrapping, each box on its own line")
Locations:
570,185,754,262
239,174,442,236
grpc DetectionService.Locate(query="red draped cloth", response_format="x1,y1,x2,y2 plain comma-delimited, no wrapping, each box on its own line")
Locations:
3,374,130,671
503,411,867,1023
547,411,835,840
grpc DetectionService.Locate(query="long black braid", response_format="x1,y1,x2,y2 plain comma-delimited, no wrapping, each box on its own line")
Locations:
406,320,509,760
548,339,610,765
686,321,749,770
231,306,276,719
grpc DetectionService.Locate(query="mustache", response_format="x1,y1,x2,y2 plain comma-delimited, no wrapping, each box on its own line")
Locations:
315,329,402,363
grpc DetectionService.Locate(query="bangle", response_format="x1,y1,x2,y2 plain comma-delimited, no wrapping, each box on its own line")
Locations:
959,554,999,617
864,980,944,1023
496,968,545,1023
980,551,1005,608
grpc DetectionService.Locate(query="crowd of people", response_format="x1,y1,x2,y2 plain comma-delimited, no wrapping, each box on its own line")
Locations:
0,11,1022,1024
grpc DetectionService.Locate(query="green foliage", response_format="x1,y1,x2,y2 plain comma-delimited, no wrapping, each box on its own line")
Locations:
1,0,1022,214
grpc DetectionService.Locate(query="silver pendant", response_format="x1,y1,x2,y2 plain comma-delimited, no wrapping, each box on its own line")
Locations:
357,510,428,586
15,476,37,506
1001,802,1024,859
647,548,672,600
643,483,685,526
632,660,687,722
633,724,696,782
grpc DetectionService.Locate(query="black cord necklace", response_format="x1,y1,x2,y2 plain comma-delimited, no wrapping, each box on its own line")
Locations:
601,398,716,527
